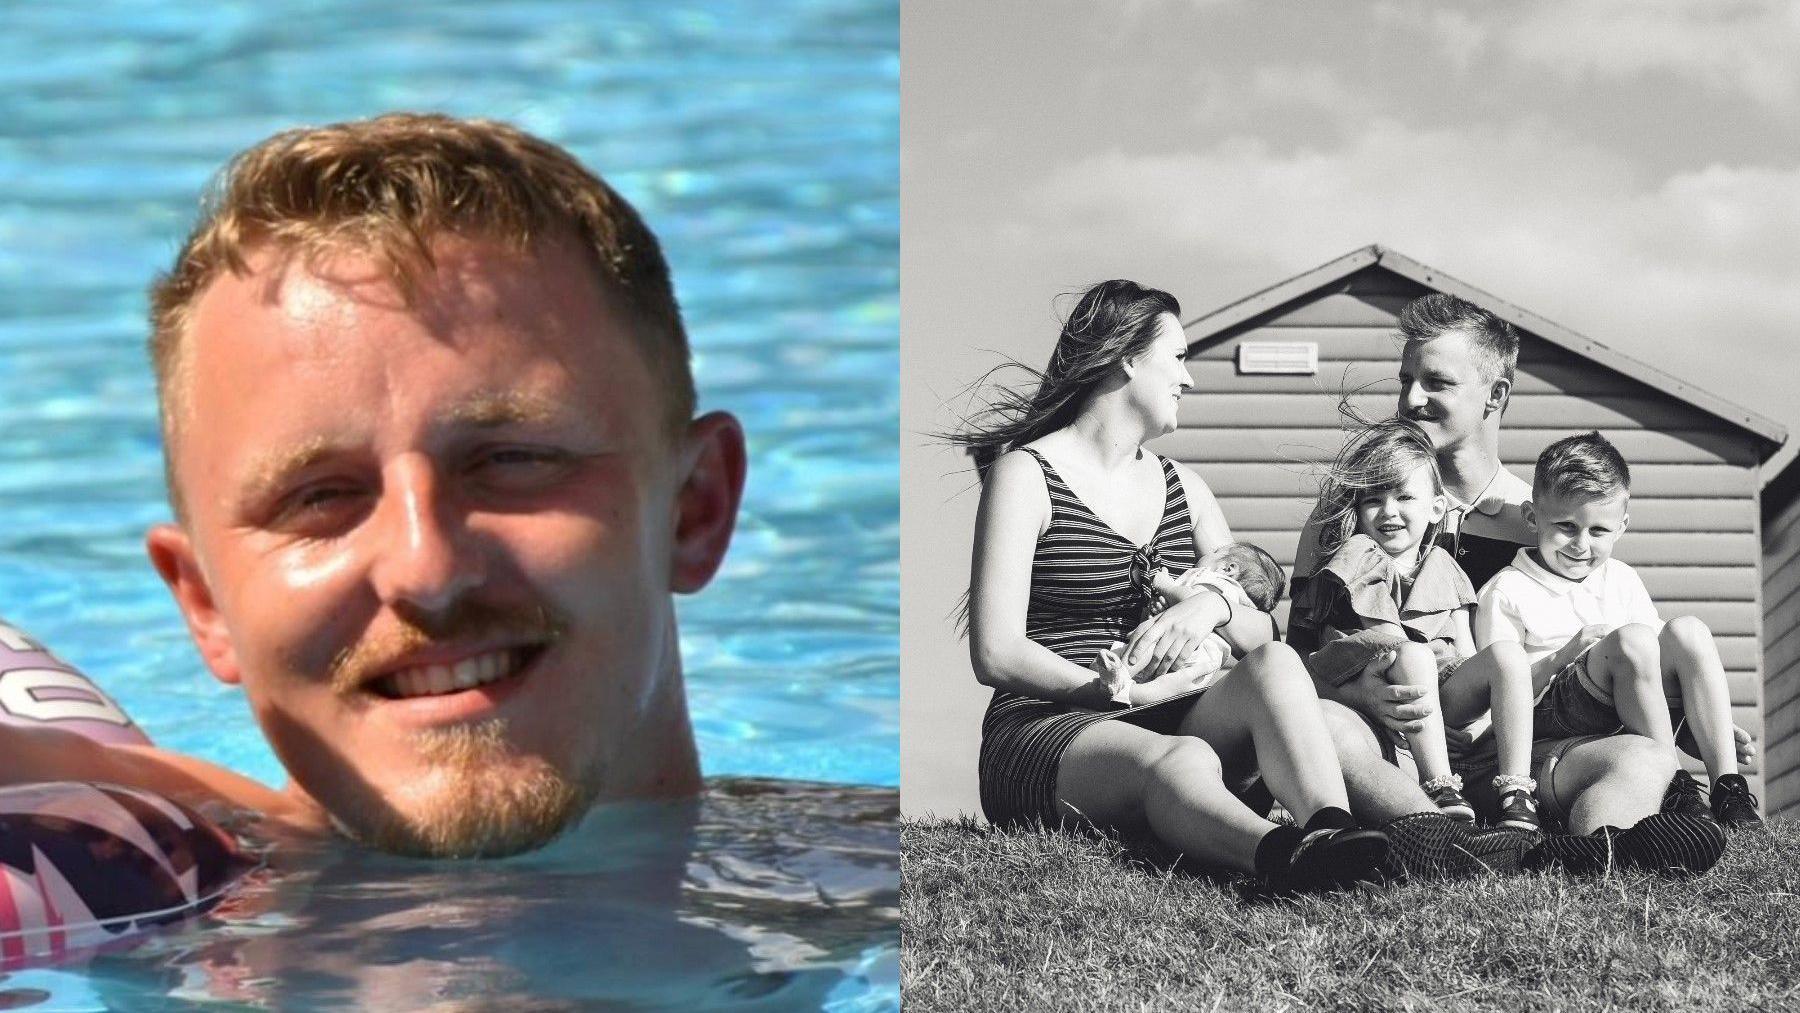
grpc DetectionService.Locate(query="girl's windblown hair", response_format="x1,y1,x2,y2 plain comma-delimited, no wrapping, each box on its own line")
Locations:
946,280,1179,479
1308,415,1443,570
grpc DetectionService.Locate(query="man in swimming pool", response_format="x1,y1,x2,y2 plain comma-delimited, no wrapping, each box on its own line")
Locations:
0,113,747,858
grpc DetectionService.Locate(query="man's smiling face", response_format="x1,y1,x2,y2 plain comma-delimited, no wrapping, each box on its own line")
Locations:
1397,329,1499,452
148,235,715,857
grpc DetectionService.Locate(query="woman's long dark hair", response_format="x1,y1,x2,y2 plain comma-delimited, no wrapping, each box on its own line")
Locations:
947,280,1181,479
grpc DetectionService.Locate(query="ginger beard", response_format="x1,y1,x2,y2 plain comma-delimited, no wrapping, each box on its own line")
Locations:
314,600,595,858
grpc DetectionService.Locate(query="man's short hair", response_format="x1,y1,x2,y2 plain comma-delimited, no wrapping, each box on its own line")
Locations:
1397,293,1519,387
1217,541,1285,614
1534,431,1630,503
149,112,694,515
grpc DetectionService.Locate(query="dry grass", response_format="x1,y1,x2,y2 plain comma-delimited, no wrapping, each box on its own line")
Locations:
902,816,1800,1012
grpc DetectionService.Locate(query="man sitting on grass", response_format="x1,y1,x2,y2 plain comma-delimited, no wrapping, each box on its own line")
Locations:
1293,293,1742,873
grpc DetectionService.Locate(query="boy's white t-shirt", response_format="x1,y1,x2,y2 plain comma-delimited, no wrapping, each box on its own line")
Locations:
1475,548,1664,688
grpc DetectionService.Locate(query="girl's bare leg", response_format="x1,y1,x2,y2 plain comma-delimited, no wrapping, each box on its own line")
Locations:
1176,642,1349,825
1659,616,1737,778
1386,642,1451,783
1587,624,1677,745
1056,720,1273,872
1438,640,1533,779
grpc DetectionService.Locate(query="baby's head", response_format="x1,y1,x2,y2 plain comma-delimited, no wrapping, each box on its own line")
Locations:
1315,417,1447,564
1528,431,1630,581
1197,542,1285,613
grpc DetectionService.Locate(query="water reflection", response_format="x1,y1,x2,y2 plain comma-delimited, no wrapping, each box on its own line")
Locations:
2,780,896,1010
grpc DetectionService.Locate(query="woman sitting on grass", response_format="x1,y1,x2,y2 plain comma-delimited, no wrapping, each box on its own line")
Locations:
953,280,1487,893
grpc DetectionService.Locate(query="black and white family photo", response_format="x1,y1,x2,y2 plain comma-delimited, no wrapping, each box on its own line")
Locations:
902,3,1800,1009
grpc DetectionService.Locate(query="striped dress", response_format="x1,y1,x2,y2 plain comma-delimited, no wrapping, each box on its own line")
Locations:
978,447,1203,826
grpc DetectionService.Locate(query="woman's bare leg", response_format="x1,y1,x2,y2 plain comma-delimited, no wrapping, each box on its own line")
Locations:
1055,720,1274,872
1175,642,1348,825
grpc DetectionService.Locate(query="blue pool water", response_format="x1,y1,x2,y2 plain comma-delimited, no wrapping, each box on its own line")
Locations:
0,1,897,1008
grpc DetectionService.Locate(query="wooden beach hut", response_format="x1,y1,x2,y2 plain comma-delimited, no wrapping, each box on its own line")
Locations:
1160,245,1787,797
1759,457,1800,816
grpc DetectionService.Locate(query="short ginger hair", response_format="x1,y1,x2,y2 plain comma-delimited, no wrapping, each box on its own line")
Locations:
149,112,694,515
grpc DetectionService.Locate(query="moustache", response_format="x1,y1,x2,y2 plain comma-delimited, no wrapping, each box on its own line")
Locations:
327,600,567,697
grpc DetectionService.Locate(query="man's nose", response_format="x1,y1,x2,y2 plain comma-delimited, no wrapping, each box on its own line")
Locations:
369,456,483,614
1399,381,1427,413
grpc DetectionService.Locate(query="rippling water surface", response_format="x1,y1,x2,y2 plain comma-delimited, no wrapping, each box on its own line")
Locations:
0,1,897,1008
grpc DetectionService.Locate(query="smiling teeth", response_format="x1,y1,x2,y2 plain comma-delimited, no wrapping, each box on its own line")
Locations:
385,650,516,698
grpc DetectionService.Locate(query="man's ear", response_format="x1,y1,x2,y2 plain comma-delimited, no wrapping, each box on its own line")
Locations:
670,411,748,594
145,523,243,686
1485,377,1512,415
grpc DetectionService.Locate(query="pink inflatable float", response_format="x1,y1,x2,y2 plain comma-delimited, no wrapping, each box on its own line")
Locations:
0,617,254,969
0,617,151,746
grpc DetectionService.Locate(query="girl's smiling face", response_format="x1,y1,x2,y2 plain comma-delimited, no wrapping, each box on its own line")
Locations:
1354,462,1447,563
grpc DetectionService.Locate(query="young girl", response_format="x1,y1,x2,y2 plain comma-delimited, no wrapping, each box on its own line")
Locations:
1289,418,1541,831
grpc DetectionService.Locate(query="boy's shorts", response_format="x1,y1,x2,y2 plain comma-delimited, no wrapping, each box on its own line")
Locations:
1532,648,1626,740
1305,629,1461,688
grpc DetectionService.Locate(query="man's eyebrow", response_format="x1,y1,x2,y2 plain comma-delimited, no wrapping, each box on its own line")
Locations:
237,436,337,504
447,392,566,427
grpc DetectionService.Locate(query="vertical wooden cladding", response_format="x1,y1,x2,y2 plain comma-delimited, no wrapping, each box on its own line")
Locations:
1761,489,1800,816
1161,260,1778,796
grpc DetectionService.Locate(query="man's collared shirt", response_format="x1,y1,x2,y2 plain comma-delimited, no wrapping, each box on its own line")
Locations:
1435,463,1534,592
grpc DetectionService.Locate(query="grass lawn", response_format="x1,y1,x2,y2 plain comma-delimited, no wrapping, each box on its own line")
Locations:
902,816,1800,1012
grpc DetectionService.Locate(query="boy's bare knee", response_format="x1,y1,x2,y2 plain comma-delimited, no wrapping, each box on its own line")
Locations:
1612,623,1659,655
1662,615,1712,646
1600,623,1660,676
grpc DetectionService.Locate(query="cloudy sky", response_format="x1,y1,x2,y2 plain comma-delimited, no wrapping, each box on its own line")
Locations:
905,0,1799,440
901,0,1800,814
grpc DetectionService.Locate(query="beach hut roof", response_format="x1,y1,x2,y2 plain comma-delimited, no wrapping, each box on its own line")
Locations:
1181,244,1786,462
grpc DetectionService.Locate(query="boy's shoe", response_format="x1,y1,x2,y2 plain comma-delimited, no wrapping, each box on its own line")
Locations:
1495,787,1541,832
1710,774,1764,829
1267,826,1390,894
1661,769,1709,819
1425,783,1476,823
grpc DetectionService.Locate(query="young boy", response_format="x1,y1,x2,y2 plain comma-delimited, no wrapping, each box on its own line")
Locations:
1475,432,1761,827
